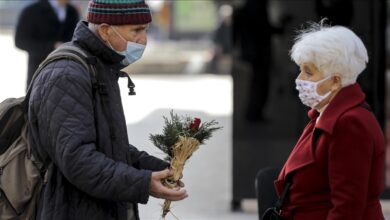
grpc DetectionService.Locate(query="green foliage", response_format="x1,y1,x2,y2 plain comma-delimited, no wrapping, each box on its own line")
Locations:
150,111,222,161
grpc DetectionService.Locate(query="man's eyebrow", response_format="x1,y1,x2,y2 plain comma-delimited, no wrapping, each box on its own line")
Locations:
131,25,148,30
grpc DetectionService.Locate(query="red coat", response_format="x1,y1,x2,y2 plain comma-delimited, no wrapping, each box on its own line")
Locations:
275,84,385,220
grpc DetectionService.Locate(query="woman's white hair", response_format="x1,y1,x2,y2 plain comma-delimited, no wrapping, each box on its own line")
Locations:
290,20,368,86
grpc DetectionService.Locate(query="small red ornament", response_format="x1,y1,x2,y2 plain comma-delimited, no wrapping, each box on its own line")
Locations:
190,118,201,130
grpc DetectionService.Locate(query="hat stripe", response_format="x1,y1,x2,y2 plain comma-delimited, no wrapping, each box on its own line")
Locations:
90,2,149,8
88,7,150,12
88,9,150,15
88,6,150,11
93,0,145,4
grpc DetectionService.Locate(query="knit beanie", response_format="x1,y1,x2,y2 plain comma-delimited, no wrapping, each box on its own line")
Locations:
87,0,152,25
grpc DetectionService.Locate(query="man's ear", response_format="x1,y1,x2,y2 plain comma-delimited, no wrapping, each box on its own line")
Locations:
97,23,111,42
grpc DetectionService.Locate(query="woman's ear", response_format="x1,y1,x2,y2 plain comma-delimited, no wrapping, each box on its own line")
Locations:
97,23,111,42
331,74,342,90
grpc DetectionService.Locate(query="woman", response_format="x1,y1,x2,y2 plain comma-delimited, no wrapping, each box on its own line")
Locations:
275,22,385,219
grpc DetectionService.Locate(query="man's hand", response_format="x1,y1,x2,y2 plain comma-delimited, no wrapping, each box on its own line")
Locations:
150,169,188,201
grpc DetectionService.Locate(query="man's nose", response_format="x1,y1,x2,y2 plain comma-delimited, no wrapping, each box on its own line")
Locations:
139,34,147,45
134,30,147,45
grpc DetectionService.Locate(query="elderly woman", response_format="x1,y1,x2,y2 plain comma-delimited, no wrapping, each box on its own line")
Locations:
274,22,385,219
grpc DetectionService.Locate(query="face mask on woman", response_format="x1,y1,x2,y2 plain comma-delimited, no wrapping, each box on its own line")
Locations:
109,27,146,66
295,76,332,108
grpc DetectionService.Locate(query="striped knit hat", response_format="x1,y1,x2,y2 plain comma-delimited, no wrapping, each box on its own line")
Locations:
87,0,152,25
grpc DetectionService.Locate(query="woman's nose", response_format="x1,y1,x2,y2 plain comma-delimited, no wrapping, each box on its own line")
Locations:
296,72,304,80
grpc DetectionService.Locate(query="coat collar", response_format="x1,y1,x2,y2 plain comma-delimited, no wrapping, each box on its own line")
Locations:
72,21,126,70
277,120,317,182
315,83,365,134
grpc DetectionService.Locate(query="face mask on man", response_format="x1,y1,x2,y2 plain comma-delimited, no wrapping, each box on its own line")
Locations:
109,26,146,66
295,76,332,108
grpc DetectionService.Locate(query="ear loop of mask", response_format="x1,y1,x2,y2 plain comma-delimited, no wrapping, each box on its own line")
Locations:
105,26,125,52
111,26,127,44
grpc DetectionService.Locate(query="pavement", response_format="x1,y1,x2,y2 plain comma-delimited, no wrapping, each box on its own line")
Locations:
1,30,390,220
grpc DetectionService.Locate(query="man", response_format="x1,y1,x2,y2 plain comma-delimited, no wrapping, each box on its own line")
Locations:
15,0,79,89
28,0,188,219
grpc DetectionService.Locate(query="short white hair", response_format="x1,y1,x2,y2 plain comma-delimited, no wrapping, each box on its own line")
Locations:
88,22,123,33
88,22,99,33
290,21,368,86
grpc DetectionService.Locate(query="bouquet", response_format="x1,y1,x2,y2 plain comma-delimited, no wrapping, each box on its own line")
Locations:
150,111,222,219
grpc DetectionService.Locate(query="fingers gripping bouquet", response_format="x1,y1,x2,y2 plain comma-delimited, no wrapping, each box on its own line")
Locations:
150,111,222,219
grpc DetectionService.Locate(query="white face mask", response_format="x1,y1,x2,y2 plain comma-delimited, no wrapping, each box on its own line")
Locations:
295,76,332,108
109,27,146,66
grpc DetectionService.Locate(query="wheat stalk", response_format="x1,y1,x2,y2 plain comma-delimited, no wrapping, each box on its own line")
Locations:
161,136,200,219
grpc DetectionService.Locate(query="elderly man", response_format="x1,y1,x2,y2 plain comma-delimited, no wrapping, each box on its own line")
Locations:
28,0,187,219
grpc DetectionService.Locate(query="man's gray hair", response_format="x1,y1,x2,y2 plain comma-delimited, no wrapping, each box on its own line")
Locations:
88,22,99,33
290,20,368,86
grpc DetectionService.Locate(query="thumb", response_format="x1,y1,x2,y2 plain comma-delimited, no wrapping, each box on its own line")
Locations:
155,169,172,179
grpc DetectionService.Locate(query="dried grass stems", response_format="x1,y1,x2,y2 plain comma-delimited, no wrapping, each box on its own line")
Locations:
161,137,200,219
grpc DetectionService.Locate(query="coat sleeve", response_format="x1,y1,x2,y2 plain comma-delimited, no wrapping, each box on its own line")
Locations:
14,7,54,54
127,144,170,171
327,113,373,220
35,61,151,204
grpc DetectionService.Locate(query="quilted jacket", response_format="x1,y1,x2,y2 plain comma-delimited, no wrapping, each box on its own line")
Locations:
28,21,168,220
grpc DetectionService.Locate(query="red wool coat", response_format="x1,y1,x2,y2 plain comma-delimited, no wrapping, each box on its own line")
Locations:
275,84,385,220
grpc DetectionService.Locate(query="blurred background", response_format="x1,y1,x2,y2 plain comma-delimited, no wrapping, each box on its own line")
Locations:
0,0,389,219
